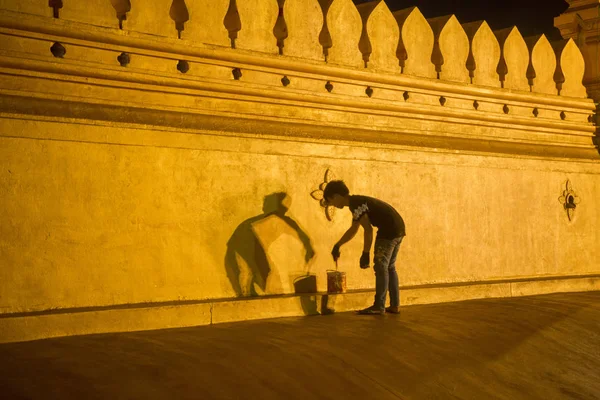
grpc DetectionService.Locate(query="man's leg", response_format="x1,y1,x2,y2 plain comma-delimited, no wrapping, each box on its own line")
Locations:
358,238,398,315
386,237,403,312
372,238,396,310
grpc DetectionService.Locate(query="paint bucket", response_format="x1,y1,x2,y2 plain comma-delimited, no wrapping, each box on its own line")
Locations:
327,271,346,293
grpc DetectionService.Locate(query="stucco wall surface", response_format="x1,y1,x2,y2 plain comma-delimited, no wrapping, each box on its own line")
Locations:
1,118,599,314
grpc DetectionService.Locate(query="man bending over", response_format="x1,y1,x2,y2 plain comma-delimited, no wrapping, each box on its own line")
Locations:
324,180,406,315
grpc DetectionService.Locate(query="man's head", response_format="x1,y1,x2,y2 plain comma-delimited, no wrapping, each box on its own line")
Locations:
323,180,350,209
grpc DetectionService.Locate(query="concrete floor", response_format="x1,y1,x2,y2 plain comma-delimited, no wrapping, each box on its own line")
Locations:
1,292,599,400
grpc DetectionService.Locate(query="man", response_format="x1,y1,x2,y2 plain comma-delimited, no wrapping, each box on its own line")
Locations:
323,180,406,315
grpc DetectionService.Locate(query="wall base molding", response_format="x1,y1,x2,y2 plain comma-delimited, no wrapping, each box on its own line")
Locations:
2,274,599,344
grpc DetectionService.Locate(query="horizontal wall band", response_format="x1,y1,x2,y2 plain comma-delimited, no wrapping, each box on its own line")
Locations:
0,56,594,136
1,273,599,343
3,114,600,176
1,13,596,160
1,94,598,160
0,12,596,113
2,273,598,318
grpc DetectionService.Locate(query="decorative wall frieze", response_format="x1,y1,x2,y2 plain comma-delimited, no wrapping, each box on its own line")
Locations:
0,92,597,160
0,3,597,159
495,27,530,91
462,21,500,87
429,15,470,83
526,34,557,95
356,0,400,72
0,2,591,99
0,11,594,115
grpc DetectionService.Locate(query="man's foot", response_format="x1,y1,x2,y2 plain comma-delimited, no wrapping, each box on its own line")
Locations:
357,306,385,315
385,306,400,314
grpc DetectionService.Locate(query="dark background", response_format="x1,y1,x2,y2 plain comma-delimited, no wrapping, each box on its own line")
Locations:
352,0,570,40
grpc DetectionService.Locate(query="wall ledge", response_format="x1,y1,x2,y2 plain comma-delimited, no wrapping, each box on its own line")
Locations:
2,274,599,344
0,13,593,110
1,93,598,160
1,9,597,159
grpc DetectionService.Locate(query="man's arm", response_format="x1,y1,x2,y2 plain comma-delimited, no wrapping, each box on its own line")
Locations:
331,221,360,261
332,215,373,265
360,214,373,252
336,220,361,247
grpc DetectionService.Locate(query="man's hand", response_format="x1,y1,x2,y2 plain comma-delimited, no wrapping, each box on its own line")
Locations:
360,252,370,269
331,244,341,262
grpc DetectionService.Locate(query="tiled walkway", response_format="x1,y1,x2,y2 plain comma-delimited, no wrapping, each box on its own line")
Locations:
1,291,599,400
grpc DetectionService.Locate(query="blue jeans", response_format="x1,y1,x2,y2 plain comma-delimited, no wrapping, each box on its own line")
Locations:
373,236,404,310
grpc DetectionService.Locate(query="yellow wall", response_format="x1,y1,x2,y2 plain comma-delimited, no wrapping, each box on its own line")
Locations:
0,1,599,341
1,117,599,314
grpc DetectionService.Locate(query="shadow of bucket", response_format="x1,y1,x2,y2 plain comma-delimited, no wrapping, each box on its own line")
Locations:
294,274,317,293
294,274,318,315
327,271,346,294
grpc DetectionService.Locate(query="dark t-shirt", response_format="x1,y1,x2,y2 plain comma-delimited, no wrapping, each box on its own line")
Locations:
349,195,406,239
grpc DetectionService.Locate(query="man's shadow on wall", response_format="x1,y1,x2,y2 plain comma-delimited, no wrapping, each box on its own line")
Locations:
225,192,316,301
